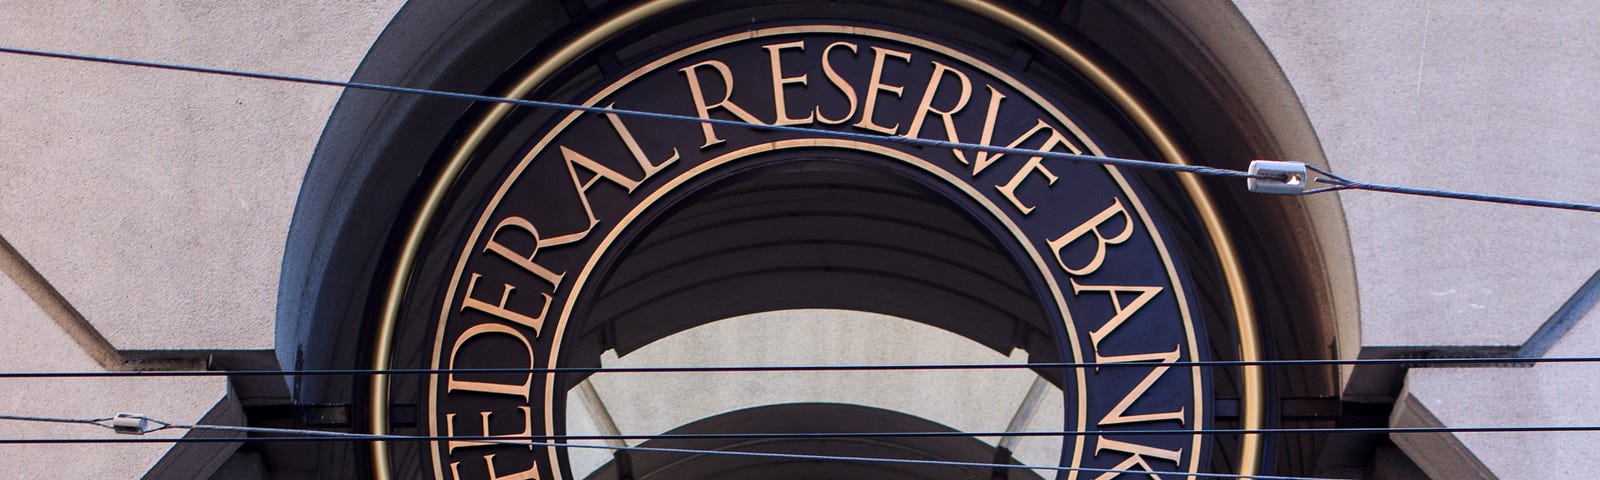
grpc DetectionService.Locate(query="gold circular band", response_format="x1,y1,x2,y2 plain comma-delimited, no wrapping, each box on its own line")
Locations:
934,2,1266,475
368,1,1264,478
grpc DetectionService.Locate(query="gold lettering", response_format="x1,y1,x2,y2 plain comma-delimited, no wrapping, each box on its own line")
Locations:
449,458,539,480
446,323,535,399
1096,347,1186,426
679,60,767,149
904,61,972,141
558,108,680,232
561,146,638,229
1074,281,1183,427
995,157,1057,215
483,216,583,289
1047,198,1133,276
971,119,1080,177
603,105,681,180
1071,281,1163,347
852,46,912,134
1074,281,1182,427
447,406,536,452
1091,437,1183,480
461,273,551,335
447,406,540,479
816,41,859,125
763,40,813,126
959,86,1006,168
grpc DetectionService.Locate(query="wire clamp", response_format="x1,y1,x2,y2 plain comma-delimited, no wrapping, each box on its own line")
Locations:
110,413,149,435
1247,160,1313,195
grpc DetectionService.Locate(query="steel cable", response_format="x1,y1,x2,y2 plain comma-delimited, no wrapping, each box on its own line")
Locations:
0,414,1345,480
1,44,1598,213
0,355,1588,379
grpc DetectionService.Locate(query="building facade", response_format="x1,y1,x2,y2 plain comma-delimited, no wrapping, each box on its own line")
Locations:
1,1,1598,479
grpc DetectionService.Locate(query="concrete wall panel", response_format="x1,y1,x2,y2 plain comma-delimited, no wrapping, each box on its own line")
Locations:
0,1,401,351
0,266,227,478
1234,0,1600,348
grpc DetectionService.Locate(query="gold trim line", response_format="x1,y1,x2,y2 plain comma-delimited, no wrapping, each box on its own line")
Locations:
939,0,1265,474
366,1,698,479
370,1,1265,477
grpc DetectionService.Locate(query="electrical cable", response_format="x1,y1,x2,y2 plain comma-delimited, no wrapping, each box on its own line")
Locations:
2,44,1598,214
0,44,1259,181
0,355,1586,379
1303,164,1600,213
20,409,1600,480
0,413,114,427
5,420,1600,443
0,414,1345,480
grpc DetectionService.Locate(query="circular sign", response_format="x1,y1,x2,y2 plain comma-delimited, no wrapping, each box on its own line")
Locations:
378,22,1220,480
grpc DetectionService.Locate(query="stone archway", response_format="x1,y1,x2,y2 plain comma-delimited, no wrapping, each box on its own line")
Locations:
279,1,1350,478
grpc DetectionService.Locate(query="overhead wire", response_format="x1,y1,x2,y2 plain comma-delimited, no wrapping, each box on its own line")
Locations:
0,413,116,427
0,413,1347,480
0,44,1256,180
0,355,1590,379
0,44,1597,213
0,409,1592,480
5,411,1600,442
1302,164,1600,213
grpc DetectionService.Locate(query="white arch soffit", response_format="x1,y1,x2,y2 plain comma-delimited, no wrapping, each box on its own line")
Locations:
1152,1,1356,365
563,309,1064,478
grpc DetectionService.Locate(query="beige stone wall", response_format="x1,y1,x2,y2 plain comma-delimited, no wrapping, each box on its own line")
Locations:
1237,0,1600,349
0,1,401,477
0,0,400,352
1236,1,1600,477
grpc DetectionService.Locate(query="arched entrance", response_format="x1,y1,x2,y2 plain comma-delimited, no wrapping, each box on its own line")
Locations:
278,1,1349,478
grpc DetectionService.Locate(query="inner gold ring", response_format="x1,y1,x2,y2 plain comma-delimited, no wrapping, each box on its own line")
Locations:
367,1,1264,478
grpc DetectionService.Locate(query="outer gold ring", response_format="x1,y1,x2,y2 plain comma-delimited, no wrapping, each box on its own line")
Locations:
942,1,1265,475
366,1,697,477
368,0,1264,478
